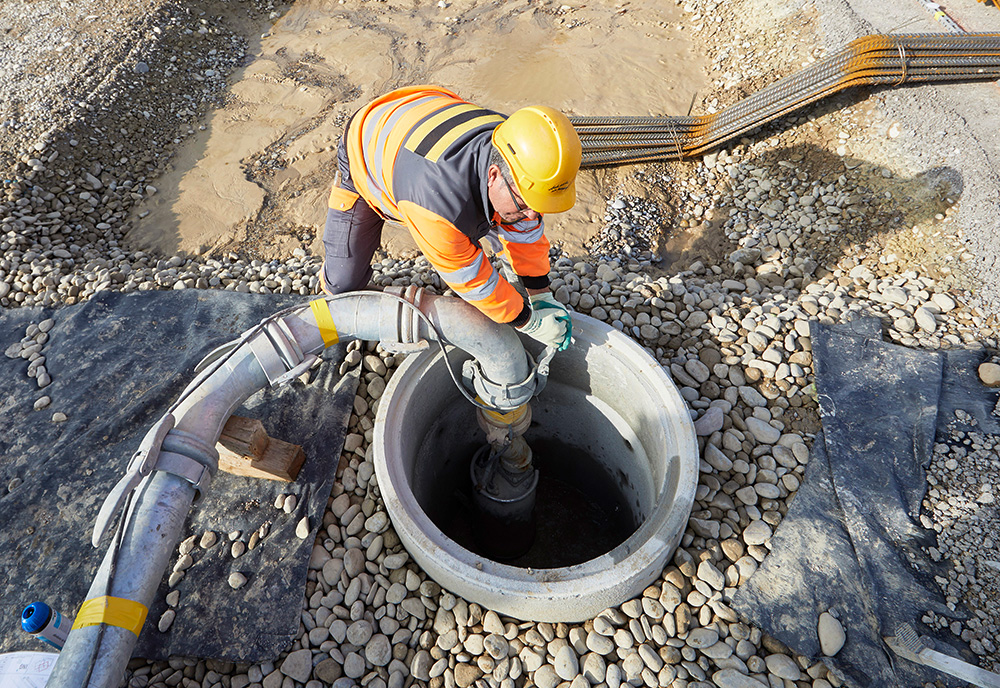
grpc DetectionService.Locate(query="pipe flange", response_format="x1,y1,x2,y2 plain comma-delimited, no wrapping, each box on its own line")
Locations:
379,285,431,354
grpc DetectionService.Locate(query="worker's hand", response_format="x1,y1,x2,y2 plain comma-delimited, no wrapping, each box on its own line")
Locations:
517,293,572,351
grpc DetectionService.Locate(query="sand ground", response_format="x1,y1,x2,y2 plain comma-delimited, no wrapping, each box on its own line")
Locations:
122,0,709,262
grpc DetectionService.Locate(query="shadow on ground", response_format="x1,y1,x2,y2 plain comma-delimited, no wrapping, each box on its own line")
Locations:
649,139,963,292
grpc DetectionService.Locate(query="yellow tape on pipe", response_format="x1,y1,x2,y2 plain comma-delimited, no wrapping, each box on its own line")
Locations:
71,596,148,636
310,298,340,347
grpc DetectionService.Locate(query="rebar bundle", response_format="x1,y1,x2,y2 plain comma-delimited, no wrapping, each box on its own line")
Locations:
572,33,1000,168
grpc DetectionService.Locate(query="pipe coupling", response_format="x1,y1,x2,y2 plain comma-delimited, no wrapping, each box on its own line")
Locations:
461,357,537,411
378,285,432,354
249,318,318,387
91,421,218,547
477,404,531,446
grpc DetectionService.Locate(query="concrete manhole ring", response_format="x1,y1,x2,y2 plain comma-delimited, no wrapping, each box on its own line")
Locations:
374,312,698,622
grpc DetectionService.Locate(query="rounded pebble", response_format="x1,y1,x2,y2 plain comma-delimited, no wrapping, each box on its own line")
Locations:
158,609,175,632
818,611,846,656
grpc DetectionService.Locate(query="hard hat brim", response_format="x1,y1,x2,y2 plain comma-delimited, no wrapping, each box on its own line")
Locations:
521,180,577,215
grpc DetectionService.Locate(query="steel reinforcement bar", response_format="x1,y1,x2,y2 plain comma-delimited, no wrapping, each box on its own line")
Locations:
571,33,1000,168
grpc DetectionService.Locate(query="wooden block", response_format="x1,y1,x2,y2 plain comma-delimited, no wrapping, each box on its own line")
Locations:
218,416,269,459
217,416,306,482
218,439,306,482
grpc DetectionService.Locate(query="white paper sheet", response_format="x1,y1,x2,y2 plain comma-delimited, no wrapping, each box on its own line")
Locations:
0,652,58,688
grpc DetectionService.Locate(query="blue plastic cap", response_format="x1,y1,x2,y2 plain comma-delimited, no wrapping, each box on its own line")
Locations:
21,602,52,634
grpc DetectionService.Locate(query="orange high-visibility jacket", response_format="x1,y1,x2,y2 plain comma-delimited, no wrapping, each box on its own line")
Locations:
331,85,552,325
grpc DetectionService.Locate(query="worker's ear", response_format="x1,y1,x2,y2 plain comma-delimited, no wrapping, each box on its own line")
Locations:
486,164,501,186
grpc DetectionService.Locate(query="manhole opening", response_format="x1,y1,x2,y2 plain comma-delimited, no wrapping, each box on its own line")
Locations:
411,382,654,569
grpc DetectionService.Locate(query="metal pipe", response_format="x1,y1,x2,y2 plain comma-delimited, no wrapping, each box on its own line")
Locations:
411,290,532,389
171,348,271,442
48,289,531,688
47,472,199,688
279,288,531,394
48,345,271,688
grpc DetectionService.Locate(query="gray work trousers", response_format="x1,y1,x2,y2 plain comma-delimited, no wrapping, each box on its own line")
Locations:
321,135,384,293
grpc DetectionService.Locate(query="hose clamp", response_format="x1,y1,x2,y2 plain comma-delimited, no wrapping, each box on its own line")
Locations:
156,452,213,494
461,355,540,411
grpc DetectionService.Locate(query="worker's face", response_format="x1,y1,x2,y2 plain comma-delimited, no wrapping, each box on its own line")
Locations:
487,165,541,224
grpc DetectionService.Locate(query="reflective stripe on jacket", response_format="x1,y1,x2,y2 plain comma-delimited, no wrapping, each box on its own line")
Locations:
340,85,551,324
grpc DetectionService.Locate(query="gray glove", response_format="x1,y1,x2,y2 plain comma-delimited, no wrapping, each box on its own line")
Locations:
517,293,572,351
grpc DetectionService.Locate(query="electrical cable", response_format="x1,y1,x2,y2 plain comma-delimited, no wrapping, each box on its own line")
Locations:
176,291,512,414
185,289,541,413
349,289,541,413
76,293,347,685
79,485,141,688
74,297,350,685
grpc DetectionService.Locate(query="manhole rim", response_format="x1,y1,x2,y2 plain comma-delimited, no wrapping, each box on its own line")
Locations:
374,312,698,621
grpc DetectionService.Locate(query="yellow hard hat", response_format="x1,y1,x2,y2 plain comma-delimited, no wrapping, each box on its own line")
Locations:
492,106,582,214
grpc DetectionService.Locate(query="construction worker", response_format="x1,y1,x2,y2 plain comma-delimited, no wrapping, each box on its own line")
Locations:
321,85,582,351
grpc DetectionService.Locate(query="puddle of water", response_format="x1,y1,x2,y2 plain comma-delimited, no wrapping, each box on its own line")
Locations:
437,437,639,569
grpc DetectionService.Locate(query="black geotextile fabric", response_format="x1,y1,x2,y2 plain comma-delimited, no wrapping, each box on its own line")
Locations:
733,317,998,688
0,290,358,662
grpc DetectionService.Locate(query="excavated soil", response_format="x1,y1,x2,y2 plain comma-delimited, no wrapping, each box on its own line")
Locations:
121,0,708,261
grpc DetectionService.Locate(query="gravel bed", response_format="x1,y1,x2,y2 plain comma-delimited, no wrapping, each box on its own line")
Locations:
587,194,667,267
921,405,1000,670
3,0,999,686
0,0,164,159
115,233,998,688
